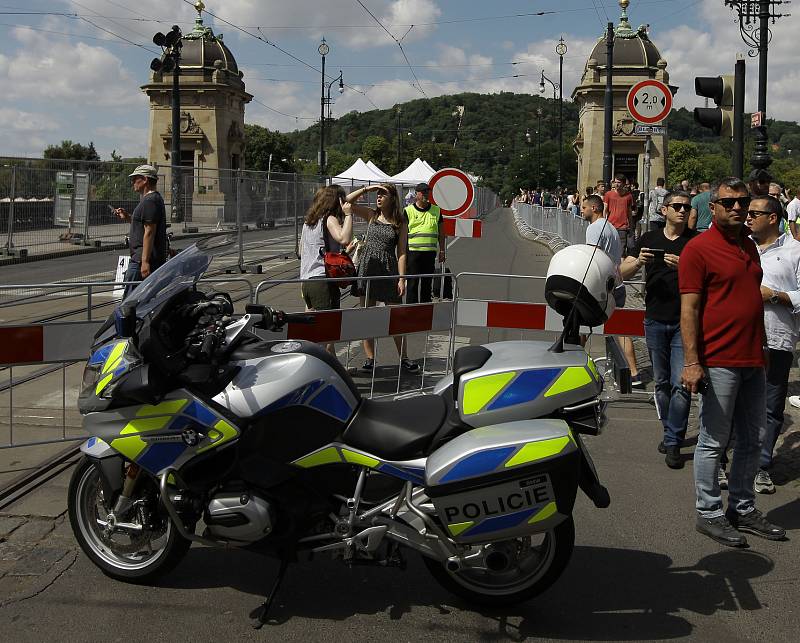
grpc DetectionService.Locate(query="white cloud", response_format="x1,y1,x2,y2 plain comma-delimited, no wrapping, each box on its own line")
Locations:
0,108,59,132
192,0,441,50
658,1,797,119
0,108,60,157
1,28,144,108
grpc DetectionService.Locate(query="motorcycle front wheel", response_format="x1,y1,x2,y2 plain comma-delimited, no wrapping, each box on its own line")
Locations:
423,516,575,606
68,457,190,583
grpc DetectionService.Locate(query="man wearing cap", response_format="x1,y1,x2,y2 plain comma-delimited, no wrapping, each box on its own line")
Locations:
114,164,168,297
404,182,445,304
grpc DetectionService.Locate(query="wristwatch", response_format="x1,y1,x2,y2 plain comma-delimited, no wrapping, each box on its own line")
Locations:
769,291,780,305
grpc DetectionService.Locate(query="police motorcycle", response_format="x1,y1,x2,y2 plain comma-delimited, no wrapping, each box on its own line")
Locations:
69,236,614,625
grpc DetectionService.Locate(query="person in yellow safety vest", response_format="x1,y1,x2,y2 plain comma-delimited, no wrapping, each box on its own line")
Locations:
404,182,446,303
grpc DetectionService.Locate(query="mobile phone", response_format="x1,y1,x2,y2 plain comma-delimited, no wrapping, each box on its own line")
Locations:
649,248,665,262
697,377,709,395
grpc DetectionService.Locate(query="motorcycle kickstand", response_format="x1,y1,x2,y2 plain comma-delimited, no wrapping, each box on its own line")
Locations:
251,558,289,629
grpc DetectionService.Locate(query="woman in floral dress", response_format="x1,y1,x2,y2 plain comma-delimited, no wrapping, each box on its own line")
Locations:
346,183,418,373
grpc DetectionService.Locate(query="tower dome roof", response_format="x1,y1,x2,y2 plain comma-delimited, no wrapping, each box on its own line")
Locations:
587,31,662,70
585,0,664,73
180,16,238,76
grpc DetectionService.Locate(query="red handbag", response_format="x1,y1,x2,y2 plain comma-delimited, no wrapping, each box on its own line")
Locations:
322,215,355,288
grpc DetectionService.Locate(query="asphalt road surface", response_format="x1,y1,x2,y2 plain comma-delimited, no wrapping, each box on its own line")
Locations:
1,209,798,641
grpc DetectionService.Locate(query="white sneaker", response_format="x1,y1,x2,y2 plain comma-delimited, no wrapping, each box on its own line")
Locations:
754,469,776,494
789,395,800,409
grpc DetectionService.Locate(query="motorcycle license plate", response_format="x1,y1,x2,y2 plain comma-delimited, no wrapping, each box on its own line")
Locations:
435,473,555,526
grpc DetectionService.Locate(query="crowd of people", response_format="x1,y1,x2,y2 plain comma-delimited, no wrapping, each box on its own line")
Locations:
579,172,797,548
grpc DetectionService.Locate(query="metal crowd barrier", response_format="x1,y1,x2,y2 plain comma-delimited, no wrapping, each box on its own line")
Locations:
512,202,587,249
1,158,501,262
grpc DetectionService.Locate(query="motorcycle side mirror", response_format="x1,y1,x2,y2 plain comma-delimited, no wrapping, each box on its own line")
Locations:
116,303,138,338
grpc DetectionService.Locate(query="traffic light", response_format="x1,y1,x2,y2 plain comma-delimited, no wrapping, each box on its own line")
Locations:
693,75,734,137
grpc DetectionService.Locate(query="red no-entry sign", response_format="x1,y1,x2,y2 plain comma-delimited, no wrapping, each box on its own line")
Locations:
429,168,475,218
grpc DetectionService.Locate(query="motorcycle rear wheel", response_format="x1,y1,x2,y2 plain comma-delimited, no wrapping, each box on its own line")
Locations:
423,516,575,606
68,457,190,583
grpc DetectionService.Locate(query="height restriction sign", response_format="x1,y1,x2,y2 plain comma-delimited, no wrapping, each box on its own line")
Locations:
626,79,672,125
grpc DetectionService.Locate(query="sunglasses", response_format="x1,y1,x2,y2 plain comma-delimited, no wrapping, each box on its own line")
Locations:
667,202,692,213
746,210,772,218
713,196,751,210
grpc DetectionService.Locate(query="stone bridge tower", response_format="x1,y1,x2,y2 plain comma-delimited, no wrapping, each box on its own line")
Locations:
571,0,676,192
142,1,252,225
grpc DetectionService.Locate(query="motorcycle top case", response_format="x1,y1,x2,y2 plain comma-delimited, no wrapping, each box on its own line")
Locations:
435,341,601,427
425,419,580,544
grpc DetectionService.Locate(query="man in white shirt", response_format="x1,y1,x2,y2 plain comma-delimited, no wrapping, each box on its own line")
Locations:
581,194,642,386
746,195,800,494
786,188,800,239
582,194,621,265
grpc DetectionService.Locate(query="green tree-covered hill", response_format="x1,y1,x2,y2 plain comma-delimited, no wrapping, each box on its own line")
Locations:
243,92,800,199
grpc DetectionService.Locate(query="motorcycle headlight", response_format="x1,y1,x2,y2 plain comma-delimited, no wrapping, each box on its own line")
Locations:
82,340,140,399
81,361,103,392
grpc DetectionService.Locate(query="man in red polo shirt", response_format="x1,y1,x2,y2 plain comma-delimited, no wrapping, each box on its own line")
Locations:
679,177,786,547
604,174,634,255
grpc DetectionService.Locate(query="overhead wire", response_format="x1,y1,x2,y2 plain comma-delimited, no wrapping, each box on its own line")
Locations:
355,0,427,98
176,0,378,109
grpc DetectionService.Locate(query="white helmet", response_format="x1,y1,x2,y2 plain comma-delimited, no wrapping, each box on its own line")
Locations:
545,244,616,327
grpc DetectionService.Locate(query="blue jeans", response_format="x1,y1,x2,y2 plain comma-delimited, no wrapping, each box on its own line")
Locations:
643,318,691,447
761,349,794,470
695,366,765,518
123,261,142,299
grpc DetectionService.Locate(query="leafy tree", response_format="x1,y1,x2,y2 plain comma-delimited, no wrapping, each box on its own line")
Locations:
244,124,296,173
361,135,392,170
325,149,356,177
43,140,100,161
667,140,713,187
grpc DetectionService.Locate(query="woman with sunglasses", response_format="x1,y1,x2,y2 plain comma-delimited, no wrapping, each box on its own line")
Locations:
345,183,419,374
621,191,698,469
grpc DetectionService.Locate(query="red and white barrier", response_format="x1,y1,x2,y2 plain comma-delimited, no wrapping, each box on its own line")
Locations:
260,302,454,343
456,301,646,337
443,218,482,238
0,299,646,367
0,321,103,365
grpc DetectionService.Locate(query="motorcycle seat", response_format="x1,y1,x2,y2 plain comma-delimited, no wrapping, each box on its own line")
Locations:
343,395,447,461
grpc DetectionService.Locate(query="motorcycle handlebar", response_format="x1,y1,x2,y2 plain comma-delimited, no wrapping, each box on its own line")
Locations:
244,304,316,328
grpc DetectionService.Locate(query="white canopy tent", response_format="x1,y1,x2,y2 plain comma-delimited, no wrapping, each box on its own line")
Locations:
330,158,387,186
365,161,393,182
390,158,435,186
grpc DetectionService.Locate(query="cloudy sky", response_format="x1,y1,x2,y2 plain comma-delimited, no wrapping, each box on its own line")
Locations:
1,0,796,159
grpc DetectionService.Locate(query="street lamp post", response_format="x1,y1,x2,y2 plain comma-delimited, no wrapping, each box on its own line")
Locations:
536,108,543,186
555,38,568,188
318,39,330,175
150,25,183,223
724,1,788,178
396,106,402,172
540,67,562,187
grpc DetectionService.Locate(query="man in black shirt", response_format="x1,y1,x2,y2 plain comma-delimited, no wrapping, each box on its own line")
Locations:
621,190,698,469
114,164,168,298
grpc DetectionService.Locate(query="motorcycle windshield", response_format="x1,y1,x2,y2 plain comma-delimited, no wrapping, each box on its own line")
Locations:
120,235,235,318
